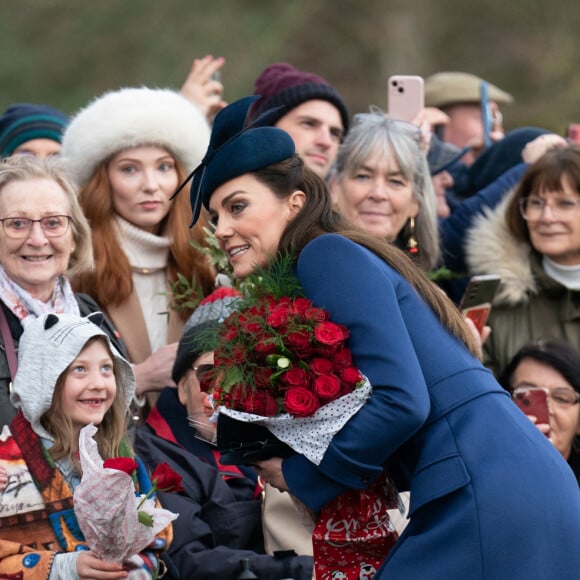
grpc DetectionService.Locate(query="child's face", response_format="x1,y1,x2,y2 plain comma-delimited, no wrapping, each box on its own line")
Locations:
61,339,117,431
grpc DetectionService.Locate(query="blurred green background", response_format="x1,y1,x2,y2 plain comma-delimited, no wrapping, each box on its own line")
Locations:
1,0,578,133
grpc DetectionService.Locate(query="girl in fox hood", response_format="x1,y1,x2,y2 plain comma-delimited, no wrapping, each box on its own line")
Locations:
0,313,170,579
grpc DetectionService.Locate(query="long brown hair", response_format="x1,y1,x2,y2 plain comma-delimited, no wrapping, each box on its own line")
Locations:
71,159,215,320
254,155,478,356
41,337,130,470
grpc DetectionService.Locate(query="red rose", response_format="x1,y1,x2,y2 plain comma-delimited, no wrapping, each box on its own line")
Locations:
281,367,311,389
241,320,263,334
103,457,138,475
341,366,363,386
226,384,248,409
309,357,334,375
304,306,328,322
267,304,291,328
254,340,278,358
231,344,247,364
254,366,275,389
313,374,342,402
222,324,239,341
283,387,321,417
241,390,280,416
289,297,313,317
286,330,312,355
151,462,185,493
333,347,353,370
314,321,349,348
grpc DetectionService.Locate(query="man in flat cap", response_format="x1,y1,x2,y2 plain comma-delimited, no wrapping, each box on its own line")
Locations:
425,71,513,165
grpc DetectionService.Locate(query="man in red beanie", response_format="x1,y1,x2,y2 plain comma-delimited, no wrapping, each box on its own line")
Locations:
248,63,349,180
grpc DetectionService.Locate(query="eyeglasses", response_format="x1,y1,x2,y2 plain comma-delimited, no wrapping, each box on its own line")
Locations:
513,385,580,407
192,363,214,391
519,196,580,221
0,215,72,238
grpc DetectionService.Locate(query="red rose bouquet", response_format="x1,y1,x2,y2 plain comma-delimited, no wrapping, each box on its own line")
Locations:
74,424,178,564
209,259,372,466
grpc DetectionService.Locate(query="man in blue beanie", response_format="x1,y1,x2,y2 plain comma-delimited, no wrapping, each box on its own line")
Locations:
0,103,69,158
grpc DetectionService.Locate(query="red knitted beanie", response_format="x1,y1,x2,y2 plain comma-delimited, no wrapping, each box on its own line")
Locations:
249,63,349,132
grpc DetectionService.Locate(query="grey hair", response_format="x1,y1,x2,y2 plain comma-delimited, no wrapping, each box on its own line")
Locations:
332,108,440,271
0,155,94,275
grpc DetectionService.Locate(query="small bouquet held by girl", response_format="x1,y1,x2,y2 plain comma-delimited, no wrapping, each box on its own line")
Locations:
206,258,400,579
74,424,180,571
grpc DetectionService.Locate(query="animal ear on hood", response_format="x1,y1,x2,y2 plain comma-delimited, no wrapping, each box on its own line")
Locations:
44,313,59,330
87,311,104,328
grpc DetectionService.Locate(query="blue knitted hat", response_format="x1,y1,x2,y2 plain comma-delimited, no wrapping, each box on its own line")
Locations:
0,103,69,157
185,95,296,225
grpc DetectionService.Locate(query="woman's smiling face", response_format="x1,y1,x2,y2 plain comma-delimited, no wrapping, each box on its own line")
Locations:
331,151,418,241
209,173,304,279
0,177,75,302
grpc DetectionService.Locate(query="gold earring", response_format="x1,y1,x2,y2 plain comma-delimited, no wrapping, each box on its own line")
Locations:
407,217,419,255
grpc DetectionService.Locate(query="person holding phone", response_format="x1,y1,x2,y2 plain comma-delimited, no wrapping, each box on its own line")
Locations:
424,71,513,165
466,144,580,376
500,338,580,485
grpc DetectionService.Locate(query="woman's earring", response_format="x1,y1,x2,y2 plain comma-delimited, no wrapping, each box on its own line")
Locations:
407,217,419,255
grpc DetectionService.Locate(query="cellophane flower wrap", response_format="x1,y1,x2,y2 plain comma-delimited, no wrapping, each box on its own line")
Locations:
209,256,372,465
74,424,178,563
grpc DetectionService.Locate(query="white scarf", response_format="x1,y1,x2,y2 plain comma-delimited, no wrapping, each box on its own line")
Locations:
0,265,79,320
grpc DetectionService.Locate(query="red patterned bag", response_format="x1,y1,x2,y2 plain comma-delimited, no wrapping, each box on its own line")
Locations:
312,474,400,579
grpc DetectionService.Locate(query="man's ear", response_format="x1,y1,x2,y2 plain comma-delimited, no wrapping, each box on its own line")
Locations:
176,375,189,407
288,190,306,217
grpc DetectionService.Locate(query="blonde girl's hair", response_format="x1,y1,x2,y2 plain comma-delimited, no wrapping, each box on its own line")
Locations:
42,336,131,471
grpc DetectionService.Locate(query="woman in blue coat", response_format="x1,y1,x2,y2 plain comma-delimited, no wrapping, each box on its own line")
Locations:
185,96,580,579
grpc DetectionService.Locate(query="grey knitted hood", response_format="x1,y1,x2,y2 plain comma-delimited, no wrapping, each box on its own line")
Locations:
10,312,135,440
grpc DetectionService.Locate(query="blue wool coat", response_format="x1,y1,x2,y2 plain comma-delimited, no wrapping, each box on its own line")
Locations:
283,234,580,580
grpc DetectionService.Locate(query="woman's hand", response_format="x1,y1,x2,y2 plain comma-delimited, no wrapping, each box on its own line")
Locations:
410,107,449,155
253,457,289,492
521,134,568,164
77,551,128,579
134,343,178,396
180,55,227,124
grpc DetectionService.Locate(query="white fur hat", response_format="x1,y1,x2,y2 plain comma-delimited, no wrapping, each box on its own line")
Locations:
61,87,210,187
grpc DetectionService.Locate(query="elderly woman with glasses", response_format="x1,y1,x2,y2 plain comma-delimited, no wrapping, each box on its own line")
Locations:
466,144,580,376
0,156,126,427
329,109,440,273
499,338,580,485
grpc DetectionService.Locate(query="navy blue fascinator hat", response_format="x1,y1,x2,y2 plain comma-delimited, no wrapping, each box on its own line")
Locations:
180,95,296,225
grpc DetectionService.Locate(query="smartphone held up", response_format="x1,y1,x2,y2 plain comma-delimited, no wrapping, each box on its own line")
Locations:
513,387,551,438
387,75,424,123
459,274,501,334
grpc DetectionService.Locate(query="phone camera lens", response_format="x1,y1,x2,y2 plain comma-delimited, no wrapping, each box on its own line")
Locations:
398,87,404,94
